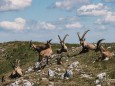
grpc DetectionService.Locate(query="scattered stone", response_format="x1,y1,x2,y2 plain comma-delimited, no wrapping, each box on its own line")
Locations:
26,67,34,73
7,79,20,86
95,79,101,85
97,72,106,81
68,61,80,69
61,69,73,79
34,62,40,69
94,72,106,86
48,69,55,77
23,79,32,86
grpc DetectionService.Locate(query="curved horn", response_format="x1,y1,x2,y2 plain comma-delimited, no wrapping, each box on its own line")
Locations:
63,34,69,42
58,35,62,42
77,32,81,41
81,30,90,40
97,39,105,48
48,39,52,43
95,39,105,52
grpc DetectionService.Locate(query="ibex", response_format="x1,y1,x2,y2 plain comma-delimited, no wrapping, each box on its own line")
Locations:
56,34,69,65
77,30,104,53
39,39,53,65
10,59,23,78
84,38,105,52
57,34,69,54
98,45,114,61
30,40,48,53
77,30,90,53
30,39,52,62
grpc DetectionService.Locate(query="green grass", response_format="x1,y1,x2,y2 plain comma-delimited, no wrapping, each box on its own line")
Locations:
0,41,77,75
0,41,115,86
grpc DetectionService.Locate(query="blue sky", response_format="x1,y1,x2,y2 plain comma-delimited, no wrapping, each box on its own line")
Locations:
0,0,115,43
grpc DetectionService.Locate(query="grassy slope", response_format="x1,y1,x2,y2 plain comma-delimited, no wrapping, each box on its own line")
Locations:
0,41,76,75
0,41,115,86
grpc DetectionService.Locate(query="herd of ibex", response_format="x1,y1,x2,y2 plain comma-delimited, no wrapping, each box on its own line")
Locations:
7,30,114,79
28,30,114,65
77,30,114,60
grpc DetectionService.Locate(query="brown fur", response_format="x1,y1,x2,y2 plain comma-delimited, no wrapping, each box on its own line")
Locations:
30,39,52,62
57,34,69,54
39,40,53,64
77,30,104,53
100,45,113,59
10,60,23,78
29,40,50,53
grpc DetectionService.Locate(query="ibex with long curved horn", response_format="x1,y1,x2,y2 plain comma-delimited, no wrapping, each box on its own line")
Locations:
77,30,90,46
77,30,104,53
77,30,90,53
57,34,69,54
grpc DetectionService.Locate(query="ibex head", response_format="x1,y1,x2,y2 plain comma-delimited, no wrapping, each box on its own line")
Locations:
46,39,52,47
77,30,90,44
58,34,69,46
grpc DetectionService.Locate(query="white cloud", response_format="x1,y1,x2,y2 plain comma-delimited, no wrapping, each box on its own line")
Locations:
65,22,82,28
0,19,56,31
104,12,115,23
0,0,32,11
96,12,115,24
77,3,109,16
55,0,89,10
104,0,115,2
37,22,56,30
0,18,26,31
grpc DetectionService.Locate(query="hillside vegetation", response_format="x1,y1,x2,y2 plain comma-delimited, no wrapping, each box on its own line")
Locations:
0,41,115,86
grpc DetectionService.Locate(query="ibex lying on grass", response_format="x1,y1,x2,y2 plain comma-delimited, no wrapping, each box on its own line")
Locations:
30,40,52,62
57,34,69,54
77,30,90,53
10,59,23,78
84,38,105,52
39,39,53,65
77,30,104,53
98,45,114,61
